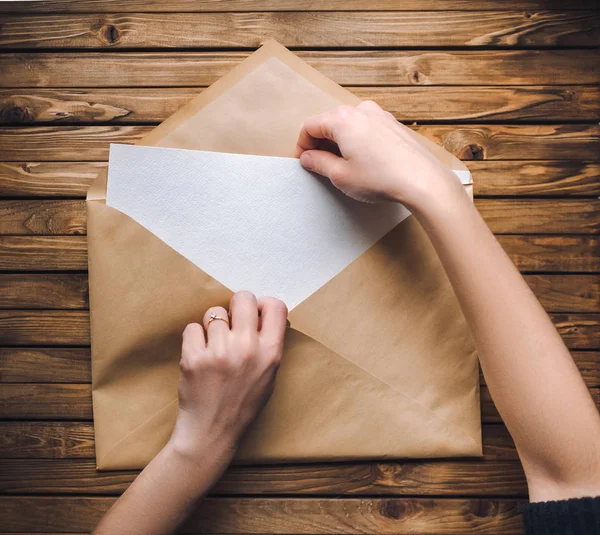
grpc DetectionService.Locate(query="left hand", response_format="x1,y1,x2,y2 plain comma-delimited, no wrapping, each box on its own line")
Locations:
168,291,288,465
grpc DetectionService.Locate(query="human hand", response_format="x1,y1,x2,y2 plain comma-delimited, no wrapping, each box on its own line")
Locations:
168,291,288,464
296,100,462,208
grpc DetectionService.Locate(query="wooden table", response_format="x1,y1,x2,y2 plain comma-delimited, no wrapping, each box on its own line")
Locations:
0,1,598,533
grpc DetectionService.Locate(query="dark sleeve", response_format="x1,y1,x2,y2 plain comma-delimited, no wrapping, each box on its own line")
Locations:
521,496,600,535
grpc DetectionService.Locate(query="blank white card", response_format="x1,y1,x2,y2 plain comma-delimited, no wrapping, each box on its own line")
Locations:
106,144,465,309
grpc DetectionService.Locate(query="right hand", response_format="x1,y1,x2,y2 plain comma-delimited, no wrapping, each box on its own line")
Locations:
296,100,462,208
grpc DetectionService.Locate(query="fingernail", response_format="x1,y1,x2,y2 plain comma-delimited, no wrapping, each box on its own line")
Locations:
301,152,312,169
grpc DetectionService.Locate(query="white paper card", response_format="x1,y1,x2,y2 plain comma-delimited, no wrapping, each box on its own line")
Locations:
107,144,460,309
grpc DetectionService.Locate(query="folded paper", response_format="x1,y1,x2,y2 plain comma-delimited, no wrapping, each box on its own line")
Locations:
88,40,481,470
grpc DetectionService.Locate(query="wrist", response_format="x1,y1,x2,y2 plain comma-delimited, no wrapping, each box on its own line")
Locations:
404,171,468,219
164,434,236,481
166,420,238,474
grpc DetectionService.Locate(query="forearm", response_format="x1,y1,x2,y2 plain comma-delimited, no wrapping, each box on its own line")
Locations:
93,440,232,535
412,182,600,501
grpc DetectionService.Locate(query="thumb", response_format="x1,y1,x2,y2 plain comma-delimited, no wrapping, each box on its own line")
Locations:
300,150,348,181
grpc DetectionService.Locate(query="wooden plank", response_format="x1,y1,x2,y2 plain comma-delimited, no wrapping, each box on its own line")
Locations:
0,457,529,497
0,126,149,161
2,86,598,125
417,124,600,161
0,348,91,382
552,314,600,350
0,236,88,271
2,50,598,88
2,235,597,273
0,161,104,198
0,311,90,345
467,161,600,197
0,421,518,461
0,384,93,420
1,0,595,12
0,274,596,313
0,421,95,459
0,496,525,534
0,274,89,309
0,200,87,235
1,125,598,161
476,199,600,235
0,382,597,422
1,12,597,49
2,199,597,236
3,161,599,198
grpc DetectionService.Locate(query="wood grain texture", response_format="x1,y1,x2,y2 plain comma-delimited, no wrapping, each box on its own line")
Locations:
1,12,597,49
0,496,526,534
0,384,93,420
0,162,104,198
1,382,597,422
2,50,598,88
2,86,598,125
2,235,597,272
0,200,86,235
0,421,95,458
0,236,88,271
0,348,91,382
0,457,529,496
466,161,600,197
1,0,595,12
1,125,598,161
0,273,89,309
3,161,598,198
0,273,596,313
0,421,522,461
0,311,90,345
2,199,597,236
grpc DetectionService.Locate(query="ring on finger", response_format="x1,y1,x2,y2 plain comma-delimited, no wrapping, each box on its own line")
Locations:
207,312,229,327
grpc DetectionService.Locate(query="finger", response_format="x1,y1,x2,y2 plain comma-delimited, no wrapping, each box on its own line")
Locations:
203,306,230,350
258,297,288,343
230,291,259,333
295,110,341,156
300,149,349,182
295,123,321,157
181,322,206,359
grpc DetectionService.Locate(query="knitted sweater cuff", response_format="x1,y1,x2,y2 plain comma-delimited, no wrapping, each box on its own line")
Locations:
521,496,600,535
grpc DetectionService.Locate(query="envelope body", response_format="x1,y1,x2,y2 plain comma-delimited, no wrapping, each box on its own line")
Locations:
87,41,481,470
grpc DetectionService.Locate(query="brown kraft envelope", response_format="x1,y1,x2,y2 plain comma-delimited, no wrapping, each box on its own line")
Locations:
87,40,481,470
